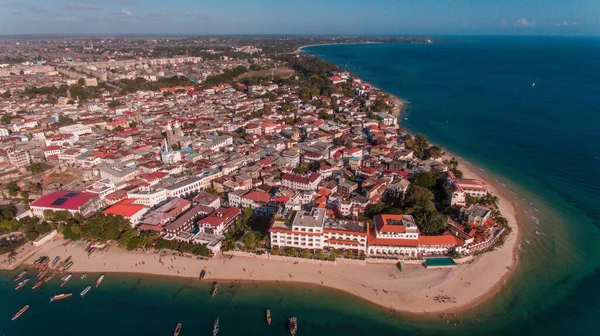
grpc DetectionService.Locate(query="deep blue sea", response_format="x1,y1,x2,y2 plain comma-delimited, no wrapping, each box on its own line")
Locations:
2,36,600,335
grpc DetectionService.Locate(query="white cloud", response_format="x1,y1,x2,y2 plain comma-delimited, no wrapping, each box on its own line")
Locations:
67,2,100,10
11,10,21,14
517,18,530,26
118,8,132,16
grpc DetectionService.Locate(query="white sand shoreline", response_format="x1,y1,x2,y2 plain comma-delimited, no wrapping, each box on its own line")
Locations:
24,187,519,317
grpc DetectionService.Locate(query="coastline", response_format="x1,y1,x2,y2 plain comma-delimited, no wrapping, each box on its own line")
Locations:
9,46,518,317
24,187,519,317
295,42,384,55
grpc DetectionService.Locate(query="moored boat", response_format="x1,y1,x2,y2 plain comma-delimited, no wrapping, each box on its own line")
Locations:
266,309,271,325
15,278,31,290
33,256,47,265
212,282,220,297
80,285,91,297
13,270,27,282
213,316,219,336
200,269,206,280
50,293,72,302
32,280,44,290
63,261,73,270
173,323,182,336
43,273,56,283
51,256,60,266
60,273,73,287
95,274,105,287
11,305,29,321
289,317,298,336
80,273,88,279
37,269,47,279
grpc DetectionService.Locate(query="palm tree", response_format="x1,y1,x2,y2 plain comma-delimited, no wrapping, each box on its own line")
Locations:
70,224,82,236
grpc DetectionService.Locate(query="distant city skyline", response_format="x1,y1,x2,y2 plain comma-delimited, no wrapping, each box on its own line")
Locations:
1,0,599,36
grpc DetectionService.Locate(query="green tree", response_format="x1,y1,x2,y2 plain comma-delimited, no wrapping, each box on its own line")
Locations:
411,207,447,235
413,172,437,190
6,181,19,197
20,190,29,203
271,246,281,255
242,232,259,251
300,249,312,259
405,186,435,211
56,115,74,126
285,248,298,257
26,163,43,174
1,114,14,124
315,250,325,260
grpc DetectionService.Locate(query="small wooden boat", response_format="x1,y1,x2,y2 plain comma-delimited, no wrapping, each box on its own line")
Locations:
212,316,219,336
11,305,29,321
200,269,206,280
266,309,272,325
289,317,297,336
32,280,44,290
13,270,27,282
173,323,182,336
212,282,220,297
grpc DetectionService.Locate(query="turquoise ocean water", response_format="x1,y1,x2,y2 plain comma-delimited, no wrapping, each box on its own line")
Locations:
2,36,600,335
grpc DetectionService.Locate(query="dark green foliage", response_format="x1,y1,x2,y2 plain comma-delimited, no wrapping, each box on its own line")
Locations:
405,185,436,211
154,239,210,256
6,181,20,197
411,206,448,236
22,83,105,101
403,133,430,159
56,115,75,126
203,66,248,87
117,76,194,94
413,172,437,190
26,163,43,174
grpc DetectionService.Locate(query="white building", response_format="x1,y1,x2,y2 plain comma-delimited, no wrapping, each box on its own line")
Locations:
368,214,462,258
127,188,168,207
269,208,368,252
281,173,323,191
165,177,204,198
7,149,32,168
59,124,93,136
100,165,139,184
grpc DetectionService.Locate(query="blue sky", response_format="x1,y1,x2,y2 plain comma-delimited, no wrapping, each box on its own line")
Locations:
1,0,599,35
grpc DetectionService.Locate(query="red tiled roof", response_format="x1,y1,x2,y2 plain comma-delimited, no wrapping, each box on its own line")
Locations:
418,233,463,246
367,229,418,247
243,191,271,203
103,199,147,218
374,214,408,233
30,190,97,211
198,207,241,228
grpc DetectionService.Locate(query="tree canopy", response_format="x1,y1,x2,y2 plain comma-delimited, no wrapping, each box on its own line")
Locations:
411,206,448,236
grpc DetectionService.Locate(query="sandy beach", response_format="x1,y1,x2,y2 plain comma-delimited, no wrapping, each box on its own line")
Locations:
26,179,519,316
295,42,384,54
